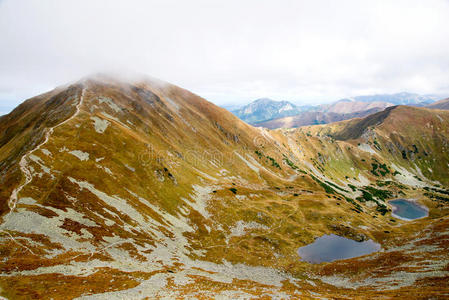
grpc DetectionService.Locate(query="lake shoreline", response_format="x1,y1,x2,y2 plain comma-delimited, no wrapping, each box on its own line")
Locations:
389,198,429,221
297,234,381,264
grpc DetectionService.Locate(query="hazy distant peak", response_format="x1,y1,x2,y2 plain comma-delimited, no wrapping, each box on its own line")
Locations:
232,98,302,123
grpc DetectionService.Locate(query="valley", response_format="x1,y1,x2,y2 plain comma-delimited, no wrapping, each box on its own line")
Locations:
0,75,448,299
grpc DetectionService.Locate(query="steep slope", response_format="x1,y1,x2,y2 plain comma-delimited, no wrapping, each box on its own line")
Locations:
254,107,383,129
302,105,449,185
0,75,328,298
426,97,449,110
321,106,398,140
0,76,448,299
0,85,85,214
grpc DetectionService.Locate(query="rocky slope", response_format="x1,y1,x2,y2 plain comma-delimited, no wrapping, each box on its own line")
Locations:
0,75,448,299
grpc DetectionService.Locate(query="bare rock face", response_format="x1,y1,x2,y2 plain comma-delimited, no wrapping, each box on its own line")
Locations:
0,75,448,299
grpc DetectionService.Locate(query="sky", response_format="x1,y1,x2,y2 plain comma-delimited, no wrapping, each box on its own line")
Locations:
1,0,449,113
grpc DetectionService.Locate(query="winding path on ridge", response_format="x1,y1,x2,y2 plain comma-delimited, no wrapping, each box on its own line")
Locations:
6,86,86,213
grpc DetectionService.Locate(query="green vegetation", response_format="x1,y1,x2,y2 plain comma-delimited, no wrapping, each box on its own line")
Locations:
424,186,449,195
414,175,423,182
266,156,281,169
356,186,393,214
424,187,449,202
373,140,382,151
370,163,379,176
348,184,357,192
311,158,325,172
378,164,390,176
310,174,364,212
402,150,407,160
425,192,449,202
375,181,408,194
364,186,393,201
310,175,336,194
357,190,374,202
376,203,389,215
345,197,363,212
255,150,282,169
319,181,336,194
370,162,390,176
376,180,391,187
353,185,391,215
283,156,298,170
325,180,349,193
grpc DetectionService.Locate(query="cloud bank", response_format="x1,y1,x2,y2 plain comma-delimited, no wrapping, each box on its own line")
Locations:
1,0,449,108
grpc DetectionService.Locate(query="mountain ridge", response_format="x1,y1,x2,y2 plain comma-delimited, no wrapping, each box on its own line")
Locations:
337,91,440,105
231,98,308,124
1,75,448,299
232,92,438,125
426,97,449,110
254,107,385,129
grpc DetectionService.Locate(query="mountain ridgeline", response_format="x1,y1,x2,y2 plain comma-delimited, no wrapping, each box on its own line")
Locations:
0,75,448,298
254,107,384,129
231,98,312,123
426,97,449,110
232,92,442,128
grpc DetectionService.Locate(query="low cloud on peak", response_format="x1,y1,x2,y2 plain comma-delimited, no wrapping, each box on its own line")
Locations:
1,0,449,108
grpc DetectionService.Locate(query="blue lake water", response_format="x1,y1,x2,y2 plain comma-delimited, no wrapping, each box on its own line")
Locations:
389,199,428,220
297,234,381,264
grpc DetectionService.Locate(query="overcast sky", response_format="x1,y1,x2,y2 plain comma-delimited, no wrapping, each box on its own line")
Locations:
1,0,449,112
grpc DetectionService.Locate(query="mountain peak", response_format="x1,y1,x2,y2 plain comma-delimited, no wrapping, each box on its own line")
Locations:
1,75,449,298
232,98,301,123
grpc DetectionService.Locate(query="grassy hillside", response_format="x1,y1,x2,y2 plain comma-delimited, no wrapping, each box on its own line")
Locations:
0,77,448,298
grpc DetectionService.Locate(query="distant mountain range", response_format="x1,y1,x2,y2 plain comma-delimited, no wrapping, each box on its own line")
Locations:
255,107,384,129
230,98,314,124
318,99,393,114
337,92,439,106
231,92,443,128
1,75,449,298
426,98,449,110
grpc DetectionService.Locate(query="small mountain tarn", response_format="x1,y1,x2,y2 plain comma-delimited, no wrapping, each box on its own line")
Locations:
297,234,381,263
0,75,448,298
389,199,428,220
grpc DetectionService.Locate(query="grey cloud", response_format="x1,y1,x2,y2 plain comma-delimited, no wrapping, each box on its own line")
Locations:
1,0,449,109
